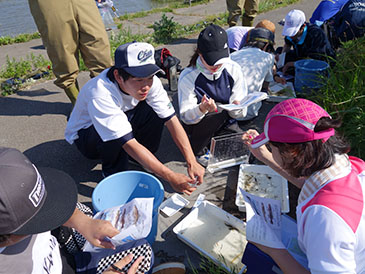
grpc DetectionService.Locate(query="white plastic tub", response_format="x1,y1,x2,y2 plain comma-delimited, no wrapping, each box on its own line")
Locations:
173,201,247,273
236,164,290,213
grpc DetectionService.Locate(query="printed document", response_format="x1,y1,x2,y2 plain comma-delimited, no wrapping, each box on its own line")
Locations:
83,197,154,251
218,92,268,111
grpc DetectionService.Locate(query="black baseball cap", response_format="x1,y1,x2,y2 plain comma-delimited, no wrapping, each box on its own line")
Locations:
197,24,230,66
247,28,275,46
0,147,77,235
114,42,164,78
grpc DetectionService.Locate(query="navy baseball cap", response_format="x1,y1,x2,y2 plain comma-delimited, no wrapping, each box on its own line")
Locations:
247,28,275,45
0,147,77,235
114,42,164,78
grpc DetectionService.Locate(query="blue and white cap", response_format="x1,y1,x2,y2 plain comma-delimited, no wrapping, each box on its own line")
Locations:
114,42,164,78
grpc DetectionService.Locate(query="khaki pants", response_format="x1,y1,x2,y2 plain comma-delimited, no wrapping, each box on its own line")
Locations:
226,0,259,27
28,0,113,89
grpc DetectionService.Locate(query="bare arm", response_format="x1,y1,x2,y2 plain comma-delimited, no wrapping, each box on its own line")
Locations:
123,138,197,195
242,130,304,188
165,116,205,184
64,208,119,249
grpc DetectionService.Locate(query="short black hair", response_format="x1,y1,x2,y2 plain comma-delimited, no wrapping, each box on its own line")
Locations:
107,66,133,82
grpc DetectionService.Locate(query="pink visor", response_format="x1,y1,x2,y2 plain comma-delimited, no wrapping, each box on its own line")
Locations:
251,98,335,148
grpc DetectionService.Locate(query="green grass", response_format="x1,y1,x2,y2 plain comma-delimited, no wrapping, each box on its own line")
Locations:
118,8,173,21
0,32,41,46
188,254,240,274
259,0,299,13
109,28,153,53
308,37,365,159
0,54,51,96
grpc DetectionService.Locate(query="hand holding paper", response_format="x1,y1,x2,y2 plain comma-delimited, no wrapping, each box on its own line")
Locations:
83,198,154,252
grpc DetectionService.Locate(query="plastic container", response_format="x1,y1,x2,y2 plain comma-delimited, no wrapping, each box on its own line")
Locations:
294,59,329,93
235,164,290,213
152,262,186,274
173,201,247,273
92,171,164,244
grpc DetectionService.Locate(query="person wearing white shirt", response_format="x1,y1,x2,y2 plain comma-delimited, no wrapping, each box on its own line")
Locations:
231,28,286,120
65,42,205,195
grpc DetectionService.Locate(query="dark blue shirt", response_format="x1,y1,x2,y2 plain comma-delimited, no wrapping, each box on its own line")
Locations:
285,23,336,61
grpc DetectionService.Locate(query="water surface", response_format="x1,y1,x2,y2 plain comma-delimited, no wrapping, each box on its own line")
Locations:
0,0,169,37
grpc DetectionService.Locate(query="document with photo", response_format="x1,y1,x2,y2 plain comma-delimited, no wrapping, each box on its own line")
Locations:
240,187,284,248
83,197,154,252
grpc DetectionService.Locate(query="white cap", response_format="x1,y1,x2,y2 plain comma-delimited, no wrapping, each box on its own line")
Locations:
282,10,306,37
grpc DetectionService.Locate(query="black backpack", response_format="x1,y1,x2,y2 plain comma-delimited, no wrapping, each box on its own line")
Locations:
154,48,182,91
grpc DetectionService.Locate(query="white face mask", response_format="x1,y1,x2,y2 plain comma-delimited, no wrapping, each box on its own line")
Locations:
197,56,225,75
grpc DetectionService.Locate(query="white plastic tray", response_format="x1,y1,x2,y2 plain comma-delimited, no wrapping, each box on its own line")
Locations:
160,193,189,217
236,164,290,213
173,201,247,273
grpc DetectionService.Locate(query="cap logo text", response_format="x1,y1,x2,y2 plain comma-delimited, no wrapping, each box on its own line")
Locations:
29,165,45,207
137,49,153,63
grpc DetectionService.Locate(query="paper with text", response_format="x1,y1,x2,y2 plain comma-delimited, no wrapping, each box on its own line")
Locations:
83,197,153,252
240,188,285,249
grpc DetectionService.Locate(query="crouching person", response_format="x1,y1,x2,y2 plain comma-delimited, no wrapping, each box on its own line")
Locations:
65,42,204,195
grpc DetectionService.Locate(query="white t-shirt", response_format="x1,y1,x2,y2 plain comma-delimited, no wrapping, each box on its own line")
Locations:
229,47,274,120
0,232,62,274
65,69,175,143
230,47,274,94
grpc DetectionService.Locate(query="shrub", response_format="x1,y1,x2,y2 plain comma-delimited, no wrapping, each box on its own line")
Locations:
152,13,180,44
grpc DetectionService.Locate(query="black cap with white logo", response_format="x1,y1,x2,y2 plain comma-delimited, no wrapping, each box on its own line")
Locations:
197,24,230,66
0,147,77,235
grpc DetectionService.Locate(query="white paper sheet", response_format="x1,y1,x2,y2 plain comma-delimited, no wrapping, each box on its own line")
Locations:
218,92,268,111
276,53,286,69
83,197,154,252
240,188,284,249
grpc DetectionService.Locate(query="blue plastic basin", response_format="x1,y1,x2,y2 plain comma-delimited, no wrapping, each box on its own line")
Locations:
92,171,164,244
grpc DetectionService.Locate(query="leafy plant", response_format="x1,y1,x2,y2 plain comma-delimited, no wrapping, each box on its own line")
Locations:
308,37,365,159
0,54,51,95
0,56,32,79
152,13,181,44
